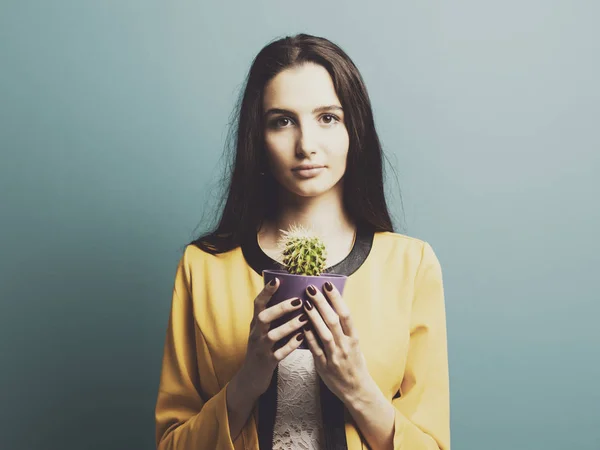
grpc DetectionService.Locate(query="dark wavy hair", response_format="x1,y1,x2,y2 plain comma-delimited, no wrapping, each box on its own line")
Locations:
191,33,403,253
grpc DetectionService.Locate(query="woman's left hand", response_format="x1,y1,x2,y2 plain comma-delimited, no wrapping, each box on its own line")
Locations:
302,281,374,405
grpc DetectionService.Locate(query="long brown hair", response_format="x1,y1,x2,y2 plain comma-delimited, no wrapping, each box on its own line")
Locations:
191,33,403,253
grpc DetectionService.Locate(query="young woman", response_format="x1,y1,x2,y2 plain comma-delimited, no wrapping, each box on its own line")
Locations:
155,33,450,450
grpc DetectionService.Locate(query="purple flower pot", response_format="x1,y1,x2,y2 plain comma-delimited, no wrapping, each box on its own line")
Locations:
262,269,348,350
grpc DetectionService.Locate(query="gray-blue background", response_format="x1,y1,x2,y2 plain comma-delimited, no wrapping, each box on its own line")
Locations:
1,1,598,449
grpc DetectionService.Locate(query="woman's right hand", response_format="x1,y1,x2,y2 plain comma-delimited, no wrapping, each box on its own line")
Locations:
240,277,308,397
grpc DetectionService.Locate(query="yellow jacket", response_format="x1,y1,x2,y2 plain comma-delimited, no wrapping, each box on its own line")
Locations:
155,230,450,449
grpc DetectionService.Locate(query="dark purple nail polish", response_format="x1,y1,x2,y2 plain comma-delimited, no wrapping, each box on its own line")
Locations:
299,313,308,322
291,298,301,307
296,333,304,341
304,299,313,310
324,281,333,292
304,323,312,332
307,285,317,295
269,278,277,287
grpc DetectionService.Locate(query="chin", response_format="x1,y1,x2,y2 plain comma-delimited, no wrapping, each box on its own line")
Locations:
287,179,342,198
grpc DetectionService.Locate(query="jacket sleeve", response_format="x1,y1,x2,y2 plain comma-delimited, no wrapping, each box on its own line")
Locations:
155,249,237,450
392,241,451,449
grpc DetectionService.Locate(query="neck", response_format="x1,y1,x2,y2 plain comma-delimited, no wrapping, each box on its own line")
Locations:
263,185,355,241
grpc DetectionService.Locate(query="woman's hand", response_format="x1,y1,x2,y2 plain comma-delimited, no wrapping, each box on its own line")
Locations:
240,277,309,397
302,281,375,405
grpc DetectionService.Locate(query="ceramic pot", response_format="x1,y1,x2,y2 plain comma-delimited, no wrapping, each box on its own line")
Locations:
262,269,348,350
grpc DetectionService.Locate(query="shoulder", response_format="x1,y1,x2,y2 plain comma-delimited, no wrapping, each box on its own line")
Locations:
171,244,239,295
375,230,426,245
178,242,242,273
373,231,441,267
374,230,428,251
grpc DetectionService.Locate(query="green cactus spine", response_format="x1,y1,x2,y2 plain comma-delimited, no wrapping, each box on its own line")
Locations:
276,223,328,276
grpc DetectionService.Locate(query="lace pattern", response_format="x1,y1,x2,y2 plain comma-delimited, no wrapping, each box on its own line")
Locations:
272,349,324,449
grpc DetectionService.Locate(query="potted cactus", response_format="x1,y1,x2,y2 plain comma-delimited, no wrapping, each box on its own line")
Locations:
262,223,348,350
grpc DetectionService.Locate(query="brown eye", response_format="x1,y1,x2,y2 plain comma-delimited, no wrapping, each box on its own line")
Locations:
321,114,340,125
272,117,291,128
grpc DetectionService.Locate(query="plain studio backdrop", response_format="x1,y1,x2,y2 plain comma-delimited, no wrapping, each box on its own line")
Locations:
1,1,598,449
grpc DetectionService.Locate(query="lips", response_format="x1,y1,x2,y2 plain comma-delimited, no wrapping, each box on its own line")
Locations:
292,164,324,171
292,166,326,179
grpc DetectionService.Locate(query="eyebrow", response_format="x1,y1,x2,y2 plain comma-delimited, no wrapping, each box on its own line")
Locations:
264,105,343,117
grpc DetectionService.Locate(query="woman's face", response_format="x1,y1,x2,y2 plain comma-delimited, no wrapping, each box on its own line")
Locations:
262,62,350,199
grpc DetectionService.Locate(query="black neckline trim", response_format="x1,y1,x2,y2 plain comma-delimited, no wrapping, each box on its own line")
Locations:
241,222,375,277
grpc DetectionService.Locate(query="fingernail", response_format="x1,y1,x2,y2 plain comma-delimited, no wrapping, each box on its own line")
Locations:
299,313,308,322
324,281,333,292
296,333,304,341
304,299,313,310
291,298,301,307
304,323,312,332
307,285,317,295
269,278,277,287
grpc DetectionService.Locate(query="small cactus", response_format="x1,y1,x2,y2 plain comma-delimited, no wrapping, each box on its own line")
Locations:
275,223,328,276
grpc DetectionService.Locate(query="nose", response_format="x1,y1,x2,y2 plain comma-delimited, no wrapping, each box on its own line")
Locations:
296,121,319,157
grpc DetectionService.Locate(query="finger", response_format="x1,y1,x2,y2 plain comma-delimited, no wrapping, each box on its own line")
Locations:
306,284,346,345
272,331,305,362
321,281,357,339
262,296,303,323
266,311,309,344
303,296,336,357
254,277,279,315
257,297,303,333
303,324,327,366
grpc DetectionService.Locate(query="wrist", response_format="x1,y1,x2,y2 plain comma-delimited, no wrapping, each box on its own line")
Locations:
346,377,382,413
228,367,258,417
235,364,263,403
344,378,396,450
226,365,262,441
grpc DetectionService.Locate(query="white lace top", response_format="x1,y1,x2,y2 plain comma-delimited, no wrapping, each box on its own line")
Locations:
272,349,325,449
